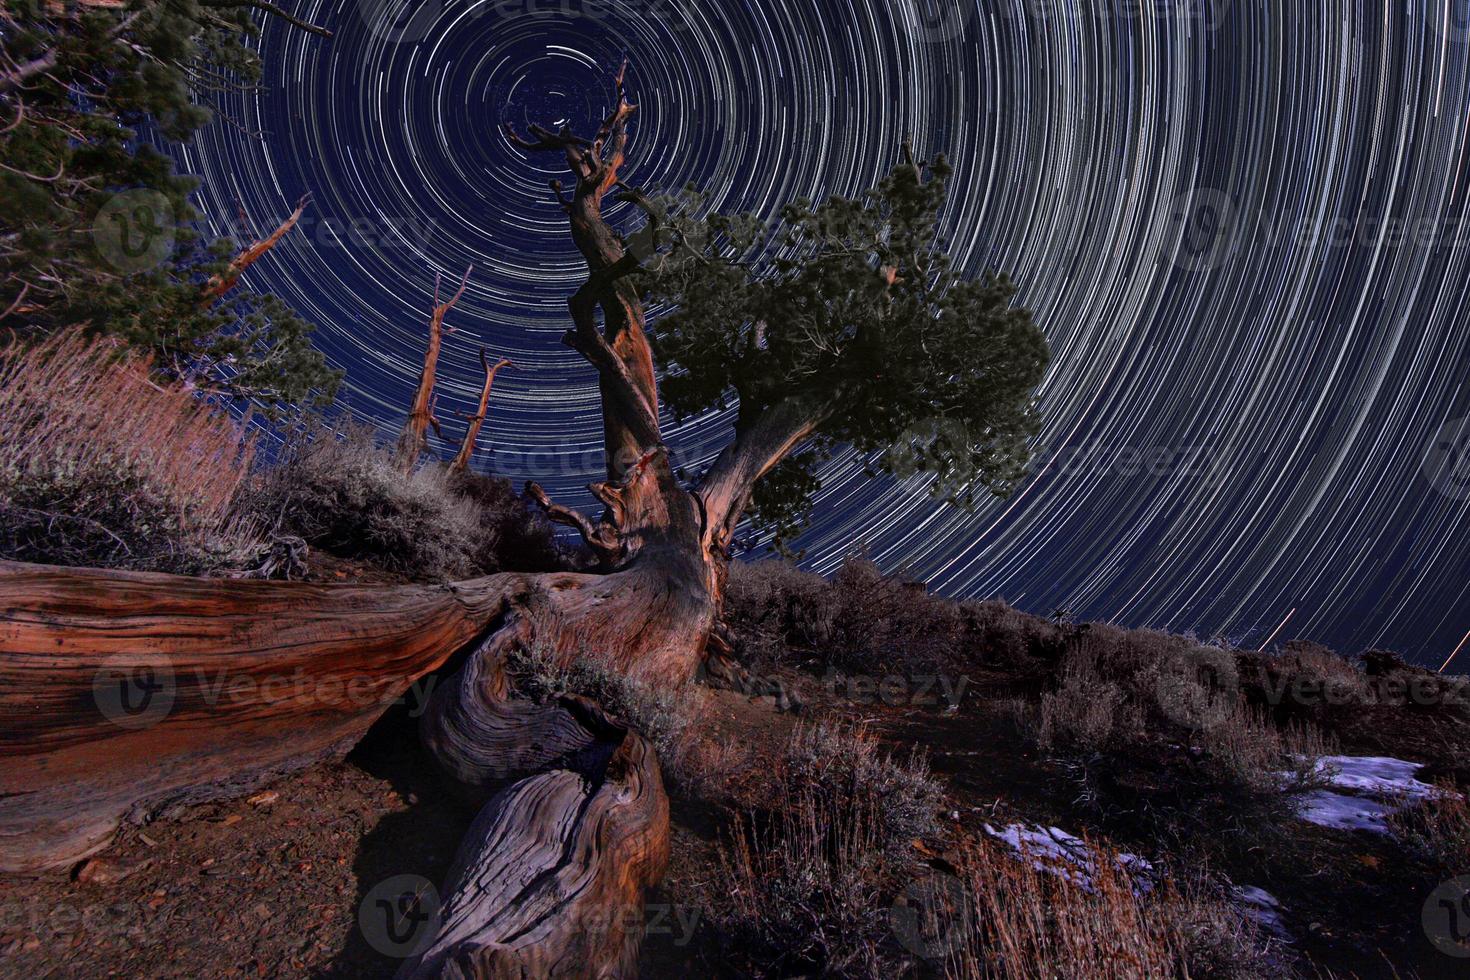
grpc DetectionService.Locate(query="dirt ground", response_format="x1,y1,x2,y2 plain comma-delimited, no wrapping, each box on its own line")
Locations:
0,666,1460,978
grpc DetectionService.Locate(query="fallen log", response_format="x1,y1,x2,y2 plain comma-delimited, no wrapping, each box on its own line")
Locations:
400,710,669,979
0,560,514,873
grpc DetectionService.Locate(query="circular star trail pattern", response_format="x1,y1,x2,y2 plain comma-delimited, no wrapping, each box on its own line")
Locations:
178,1,1470,666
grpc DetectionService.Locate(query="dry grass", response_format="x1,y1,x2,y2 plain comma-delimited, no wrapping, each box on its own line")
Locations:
1201,702,1337,793
0,329,258,572
710,760,892,976
935,835,1277,979
1388,780,1470,874
706,722,945,975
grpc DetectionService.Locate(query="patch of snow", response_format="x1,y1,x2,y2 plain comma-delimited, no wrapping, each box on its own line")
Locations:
1309,756,1441,799
982,823,1152,892
1284,755,1451,834
1232,885,1292,940
1293,789,1396,833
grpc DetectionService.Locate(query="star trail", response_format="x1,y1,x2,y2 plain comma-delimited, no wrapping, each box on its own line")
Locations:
175,1,1470,666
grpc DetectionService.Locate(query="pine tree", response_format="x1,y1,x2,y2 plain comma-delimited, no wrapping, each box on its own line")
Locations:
1,0,339,410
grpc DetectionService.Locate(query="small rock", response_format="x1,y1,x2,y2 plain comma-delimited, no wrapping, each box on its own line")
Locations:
246,791,279,807
139,832,158,847
221,814,243,826
76,856,149,886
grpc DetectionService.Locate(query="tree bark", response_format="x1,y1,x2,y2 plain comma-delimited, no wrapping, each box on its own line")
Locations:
399,266,473,472
449,351,512,474
0,560,511,873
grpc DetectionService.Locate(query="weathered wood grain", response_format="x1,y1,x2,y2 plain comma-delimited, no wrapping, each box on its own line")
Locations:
0,561,513,872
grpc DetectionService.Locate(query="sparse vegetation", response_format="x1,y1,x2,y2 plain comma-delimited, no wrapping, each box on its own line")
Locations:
0,330,260,574
1388,779,1470,875
241,421,561,581
708,722,942,975
939,835,1280,979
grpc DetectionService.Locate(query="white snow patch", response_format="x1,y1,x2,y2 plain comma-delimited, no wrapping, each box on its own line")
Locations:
1294,790,1395,833
1285,755,1451,834
1232,885,1292,940
983,823,1152,891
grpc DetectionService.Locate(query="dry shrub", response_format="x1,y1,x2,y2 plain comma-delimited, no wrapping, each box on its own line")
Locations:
825,557,964,675
242,422,560,581
782,722,944,849
1039,675,1127,753
938,835,1278,979
724,558,837,662
1200,703,1336,794
442,468,563,573
0,329,258,572
707,722,945,975
962,598,1065,671
1388,780,1470,874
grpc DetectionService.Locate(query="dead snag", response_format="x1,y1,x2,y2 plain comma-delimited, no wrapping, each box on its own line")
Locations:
199,195,310,304
448,349,512,474
398,266,473,472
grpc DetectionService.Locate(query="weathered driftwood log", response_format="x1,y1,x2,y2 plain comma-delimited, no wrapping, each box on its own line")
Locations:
400,705,669,979
0,560,513,873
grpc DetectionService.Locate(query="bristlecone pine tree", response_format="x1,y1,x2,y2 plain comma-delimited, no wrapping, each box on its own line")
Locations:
0,63,1049,977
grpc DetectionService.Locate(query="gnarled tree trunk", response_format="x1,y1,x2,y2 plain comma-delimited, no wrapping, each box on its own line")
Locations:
2,65,831,978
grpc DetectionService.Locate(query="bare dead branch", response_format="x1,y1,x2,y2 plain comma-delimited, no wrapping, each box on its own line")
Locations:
450,350,513,473
200,195,309,304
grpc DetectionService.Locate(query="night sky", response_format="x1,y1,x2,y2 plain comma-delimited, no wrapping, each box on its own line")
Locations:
175,1,1470,667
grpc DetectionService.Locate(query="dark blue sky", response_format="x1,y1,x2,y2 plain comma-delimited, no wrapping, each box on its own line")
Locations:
177,1,1470,667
